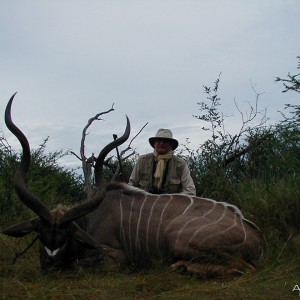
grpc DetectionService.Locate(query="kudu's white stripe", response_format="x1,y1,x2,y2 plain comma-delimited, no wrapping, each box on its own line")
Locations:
197,209,238,248
239,212,247,245
182,196,194,214
127,197,136,257
219,202,244,217
146,196,161,254
204,200,254,240
135,195,148,252
119,196,126,250
174,199,217,250
203,200,217,218
185,205,228,253
174,215,202,248
205,202,249,248
156,196,173,253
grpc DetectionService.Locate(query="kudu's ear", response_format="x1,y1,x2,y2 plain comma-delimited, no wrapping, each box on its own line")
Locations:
1,217,40,237
73,224,99,249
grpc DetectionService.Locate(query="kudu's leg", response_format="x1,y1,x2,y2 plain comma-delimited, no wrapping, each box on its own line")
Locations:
100,244,128,265
171,258,256,278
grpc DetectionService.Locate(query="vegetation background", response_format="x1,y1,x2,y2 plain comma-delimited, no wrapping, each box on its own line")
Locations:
0,57,299,299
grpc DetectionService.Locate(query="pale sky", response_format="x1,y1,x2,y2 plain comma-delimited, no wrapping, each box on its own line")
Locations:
0,1,299,170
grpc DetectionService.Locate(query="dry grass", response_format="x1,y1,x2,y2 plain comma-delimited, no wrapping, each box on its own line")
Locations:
1,235,300,300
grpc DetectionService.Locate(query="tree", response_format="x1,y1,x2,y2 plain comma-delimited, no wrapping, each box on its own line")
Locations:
275,55,300,94
275,55,300,126
181,73,270,197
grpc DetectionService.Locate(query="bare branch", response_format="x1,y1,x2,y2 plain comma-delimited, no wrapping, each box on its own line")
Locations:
70,151,82,161
128,122,148,149
80,104,115,161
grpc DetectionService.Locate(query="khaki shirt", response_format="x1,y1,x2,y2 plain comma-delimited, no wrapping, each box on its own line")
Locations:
128,153,196,195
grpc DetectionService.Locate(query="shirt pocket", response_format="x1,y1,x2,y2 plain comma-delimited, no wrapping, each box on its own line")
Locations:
169,178,181,193
139,179,150,191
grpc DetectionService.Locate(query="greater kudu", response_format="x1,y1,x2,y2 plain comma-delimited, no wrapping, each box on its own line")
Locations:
1,93,130,270
2,94,264,276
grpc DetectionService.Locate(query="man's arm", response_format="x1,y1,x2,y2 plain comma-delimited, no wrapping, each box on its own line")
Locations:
128,159,140,186
180,163,196,195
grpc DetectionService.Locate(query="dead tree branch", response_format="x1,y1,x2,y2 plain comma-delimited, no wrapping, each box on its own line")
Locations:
71,104,115,199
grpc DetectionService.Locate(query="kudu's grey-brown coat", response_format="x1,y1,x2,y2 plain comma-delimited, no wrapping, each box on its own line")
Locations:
2,94,264,275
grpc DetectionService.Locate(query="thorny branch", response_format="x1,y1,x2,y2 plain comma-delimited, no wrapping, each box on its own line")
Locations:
221,82,269,166
193,75,270,169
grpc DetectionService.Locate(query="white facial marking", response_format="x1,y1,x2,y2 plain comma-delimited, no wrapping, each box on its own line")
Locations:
45,247,60,257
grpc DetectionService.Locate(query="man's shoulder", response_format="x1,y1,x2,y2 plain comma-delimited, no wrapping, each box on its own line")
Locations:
171,155,187,164
138,153,153,161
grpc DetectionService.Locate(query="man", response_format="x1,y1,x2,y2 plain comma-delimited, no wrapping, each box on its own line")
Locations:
128,128,196,195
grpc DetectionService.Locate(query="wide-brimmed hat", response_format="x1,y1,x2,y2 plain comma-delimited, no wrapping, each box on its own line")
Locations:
149,128,179,150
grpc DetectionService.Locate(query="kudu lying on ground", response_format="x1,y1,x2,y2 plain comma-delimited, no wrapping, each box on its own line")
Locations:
2,94,264,276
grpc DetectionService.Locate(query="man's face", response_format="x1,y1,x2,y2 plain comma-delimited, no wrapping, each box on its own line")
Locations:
154,139,172,155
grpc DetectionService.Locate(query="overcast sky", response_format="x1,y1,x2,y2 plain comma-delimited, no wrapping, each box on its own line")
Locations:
0,1,299,170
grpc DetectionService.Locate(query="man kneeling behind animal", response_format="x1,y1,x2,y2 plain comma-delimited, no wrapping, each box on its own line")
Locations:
128,128,196,195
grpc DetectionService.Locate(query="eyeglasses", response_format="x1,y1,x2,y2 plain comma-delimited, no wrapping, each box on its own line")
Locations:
155,139,171,145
